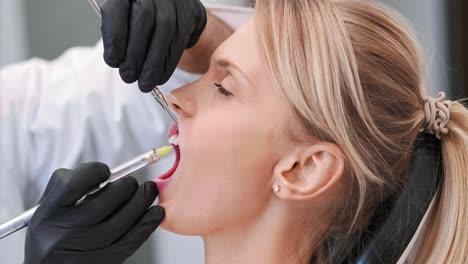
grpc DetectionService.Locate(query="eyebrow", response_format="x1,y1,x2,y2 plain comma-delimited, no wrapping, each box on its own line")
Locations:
213,56,252,85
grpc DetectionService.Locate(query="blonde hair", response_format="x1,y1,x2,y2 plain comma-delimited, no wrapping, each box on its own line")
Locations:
255,0,468,263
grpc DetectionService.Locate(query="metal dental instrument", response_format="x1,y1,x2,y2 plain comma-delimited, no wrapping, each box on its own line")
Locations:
88,0,178,122
0,146,172,239
151,89,178,122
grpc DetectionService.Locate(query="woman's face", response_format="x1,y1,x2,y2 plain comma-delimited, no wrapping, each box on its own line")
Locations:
160,19,292,235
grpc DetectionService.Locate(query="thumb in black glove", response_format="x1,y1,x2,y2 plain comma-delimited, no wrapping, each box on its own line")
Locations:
24,162,165,264
101,0,207,92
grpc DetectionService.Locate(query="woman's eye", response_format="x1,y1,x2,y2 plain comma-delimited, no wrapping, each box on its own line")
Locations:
214,83,233,97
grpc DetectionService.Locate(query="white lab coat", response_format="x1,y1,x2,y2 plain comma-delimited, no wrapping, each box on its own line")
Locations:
0,5,252,264
0,41,196,263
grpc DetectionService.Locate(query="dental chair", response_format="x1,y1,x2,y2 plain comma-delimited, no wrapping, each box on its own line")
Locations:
351,133,443,264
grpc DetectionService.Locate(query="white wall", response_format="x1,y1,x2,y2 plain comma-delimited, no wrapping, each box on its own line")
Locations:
381,0,449,96
23,0,101,62
0,0,29,66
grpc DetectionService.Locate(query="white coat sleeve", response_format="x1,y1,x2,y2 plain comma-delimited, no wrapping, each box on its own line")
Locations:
0,40,200,263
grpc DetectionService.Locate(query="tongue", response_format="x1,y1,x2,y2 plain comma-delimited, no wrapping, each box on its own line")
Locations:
156,144,180,180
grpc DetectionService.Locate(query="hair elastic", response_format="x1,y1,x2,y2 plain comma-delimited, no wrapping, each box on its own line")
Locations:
419,92,452,140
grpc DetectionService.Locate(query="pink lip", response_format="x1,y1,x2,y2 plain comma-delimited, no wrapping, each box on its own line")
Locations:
154,123,180,191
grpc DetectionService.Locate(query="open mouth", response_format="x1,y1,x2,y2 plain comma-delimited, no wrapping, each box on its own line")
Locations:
154,123,180,190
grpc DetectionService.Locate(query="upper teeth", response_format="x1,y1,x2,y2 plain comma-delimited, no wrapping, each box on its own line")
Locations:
168,134,179,145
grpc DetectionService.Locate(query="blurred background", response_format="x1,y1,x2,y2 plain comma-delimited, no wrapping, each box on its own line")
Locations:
1,0,467,98
0,0,466,263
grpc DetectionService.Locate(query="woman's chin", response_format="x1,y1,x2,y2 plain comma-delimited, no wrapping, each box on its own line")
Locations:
157,195,188,234
159,218,173,231
158,213,200,236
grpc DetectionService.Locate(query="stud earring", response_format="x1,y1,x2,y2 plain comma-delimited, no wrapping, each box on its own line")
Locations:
273,184,281,193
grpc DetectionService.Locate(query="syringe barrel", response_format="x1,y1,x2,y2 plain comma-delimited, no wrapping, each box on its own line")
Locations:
0,206,38,239
0,148,161,239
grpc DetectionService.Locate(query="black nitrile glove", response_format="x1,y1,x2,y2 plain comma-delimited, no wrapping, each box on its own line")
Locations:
24,162,165,264
101,0,207,92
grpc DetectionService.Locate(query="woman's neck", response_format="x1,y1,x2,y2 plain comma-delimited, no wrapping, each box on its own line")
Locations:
202,205,322,264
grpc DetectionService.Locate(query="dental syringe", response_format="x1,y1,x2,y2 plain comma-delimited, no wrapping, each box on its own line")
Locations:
0,146,172,239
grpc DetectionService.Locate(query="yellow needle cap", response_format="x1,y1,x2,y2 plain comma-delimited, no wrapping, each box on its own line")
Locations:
156,146,173,158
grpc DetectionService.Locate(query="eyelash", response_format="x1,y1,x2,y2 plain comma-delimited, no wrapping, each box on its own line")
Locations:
214,83,233,97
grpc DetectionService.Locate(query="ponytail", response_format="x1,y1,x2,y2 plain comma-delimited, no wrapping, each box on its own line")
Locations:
415,100,468,263
254,0,467,262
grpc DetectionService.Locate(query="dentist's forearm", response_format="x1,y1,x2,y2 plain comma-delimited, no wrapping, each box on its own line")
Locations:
178,12,234,74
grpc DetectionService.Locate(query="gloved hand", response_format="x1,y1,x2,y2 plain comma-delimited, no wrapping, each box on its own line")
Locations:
101,0,207,92
24,162,165,264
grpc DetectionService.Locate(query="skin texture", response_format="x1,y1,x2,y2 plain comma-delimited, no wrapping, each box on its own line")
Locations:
162,18,346,264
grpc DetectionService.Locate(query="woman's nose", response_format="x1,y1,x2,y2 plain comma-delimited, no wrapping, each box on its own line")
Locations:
167,88,194,119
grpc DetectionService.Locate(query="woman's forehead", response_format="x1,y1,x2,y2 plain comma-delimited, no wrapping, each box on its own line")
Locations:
214,20,264,84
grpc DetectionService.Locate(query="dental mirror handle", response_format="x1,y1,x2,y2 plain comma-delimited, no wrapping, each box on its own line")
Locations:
151,89,178,122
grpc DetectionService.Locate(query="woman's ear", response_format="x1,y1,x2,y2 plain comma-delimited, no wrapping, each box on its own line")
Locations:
272,143,345,200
